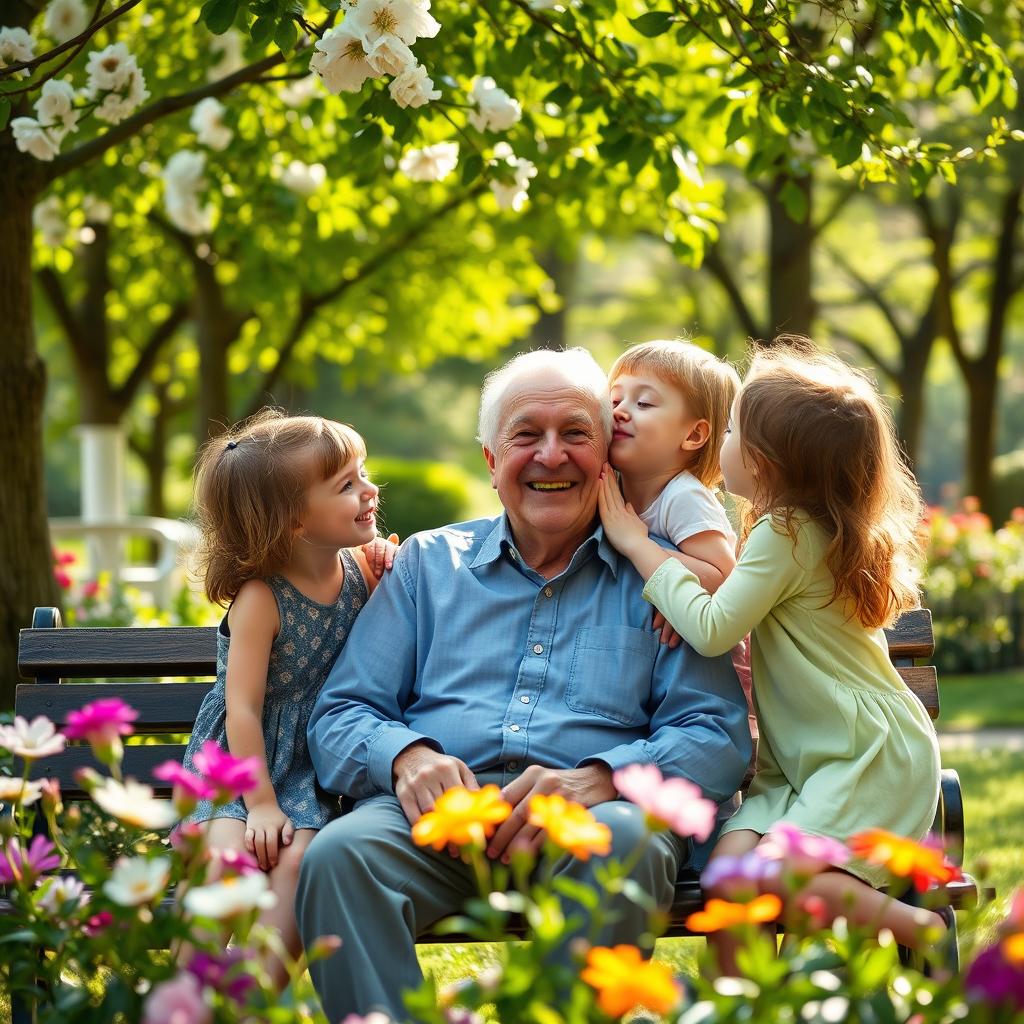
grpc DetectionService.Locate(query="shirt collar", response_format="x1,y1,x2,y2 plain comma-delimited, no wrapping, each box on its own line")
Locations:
470,514,619,579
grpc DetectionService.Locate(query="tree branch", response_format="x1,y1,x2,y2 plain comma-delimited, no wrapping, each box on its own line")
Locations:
826,244,909,344
828,325,898,382
36,266,87,363
114,300,190,407
809,183,857,241
701,244,763,339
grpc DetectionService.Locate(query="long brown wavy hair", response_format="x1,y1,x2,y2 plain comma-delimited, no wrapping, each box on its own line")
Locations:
192,408,365,606
737,338,923,628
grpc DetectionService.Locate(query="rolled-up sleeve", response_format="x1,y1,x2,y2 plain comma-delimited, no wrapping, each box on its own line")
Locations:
307,549,441,800
582,641,751,804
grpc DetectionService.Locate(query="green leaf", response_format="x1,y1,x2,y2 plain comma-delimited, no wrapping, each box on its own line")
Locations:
954,4,985,42
461,153,484,185
778,178,809,221
543,83,575,108
644,62,680,78
352,121,384,153
202,0,239,35
0,98,9,131
274,17,298,53
612,37,638,63
250,15,275,45
629,11,674,37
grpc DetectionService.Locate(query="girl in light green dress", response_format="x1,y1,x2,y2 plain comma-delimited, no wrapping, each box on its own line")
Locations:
598,337,944,964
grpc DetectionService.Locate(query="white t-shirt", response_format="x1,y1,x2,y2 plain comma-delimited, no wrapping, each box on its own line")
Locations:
639,470,736,549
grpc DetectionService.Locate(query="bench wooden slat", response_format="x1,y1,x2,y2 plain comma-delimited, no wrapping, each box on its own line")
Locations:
15,682,214,731
883,608,934,660
18,626,219,678
27,744,188,798
897,666,939,718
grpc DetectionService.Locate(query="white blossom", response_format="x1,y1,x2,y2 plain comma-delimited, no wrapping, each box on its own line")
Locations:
36,875,88,912
35,79,80,137
93,63,149,124
281,159,327,196
0,777,44,806
0,715,65,759
278,75,318,107
399,141,458,182
104,856,170,906
346,0,440,47
388,63,440,109
207,29,245,81
44,0,89,44
190,97,233,151
33,196,67,246
91,777,179,829
12,117,61,162
162,151,215,236
468,77,522,133
490,142,537,211
83,194,112,223
310,25,380,94
184,871,278,919
0,26,35,73
363,32,416,77
85,41,135,93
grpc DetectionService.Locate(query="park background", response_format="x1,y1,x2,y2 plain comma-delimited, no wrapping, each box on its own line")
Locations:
1,0,1023,1018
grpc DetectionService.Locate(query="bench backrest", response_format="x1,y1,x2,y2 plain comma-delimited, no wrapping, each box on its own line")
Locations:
16,607,939,799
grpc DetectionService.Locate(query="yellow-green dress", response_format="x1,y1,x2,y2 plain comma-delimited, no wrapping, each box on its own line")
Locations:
643,514,940,887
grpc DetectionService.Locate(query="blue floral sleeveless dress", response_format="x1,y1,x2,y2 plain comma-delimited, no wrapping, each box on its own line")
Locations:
182,550,367,830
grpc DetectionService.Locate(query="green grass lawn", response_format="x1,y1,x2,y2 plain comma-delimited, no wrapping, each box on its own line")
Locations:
938,668,1024,730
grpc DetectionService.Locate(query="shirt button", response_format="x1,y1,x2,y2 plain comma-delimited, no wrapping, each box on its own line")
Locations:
508,761,519,770
544,587,553,598
520,695,530,704
509,724,520,732
533,643,543,654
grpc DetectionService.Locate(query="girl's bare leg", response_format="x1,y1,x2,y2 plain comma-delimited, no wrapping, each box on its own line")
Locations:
258,828,317,991
702,829,767,977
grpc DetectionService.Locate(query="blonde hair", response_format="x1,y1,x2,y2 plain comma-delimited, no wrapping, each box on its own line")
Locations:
192,408,366,606
738,337,923,628
609,340,740,489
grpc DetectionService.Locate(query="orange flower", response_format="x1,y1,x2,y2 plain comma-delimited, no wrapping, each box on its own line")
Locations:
1004,933,1024,965
411,785,511,850
848,829,963,892
580,945,679,1016
685,894,783,932
528,793,612,860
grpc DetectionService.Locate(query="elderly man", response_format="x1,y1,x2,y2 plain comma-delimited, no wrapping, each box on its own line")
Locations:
298,348,750,1018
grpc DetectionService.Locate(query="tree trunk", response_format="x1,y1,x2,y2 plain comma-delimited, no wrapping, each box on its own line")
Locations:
767,174,815,338
964,367,998,509
529,251,572,350
193,259,231,441
0,147,60,710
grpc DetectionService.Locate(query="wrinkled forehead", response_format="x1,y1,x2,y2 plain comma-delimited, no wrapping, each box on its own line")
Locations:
497,373,605,434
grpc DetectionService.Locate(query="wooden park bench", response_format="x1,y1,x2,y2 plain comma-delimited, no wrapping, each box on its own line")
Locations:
4,603,983,1017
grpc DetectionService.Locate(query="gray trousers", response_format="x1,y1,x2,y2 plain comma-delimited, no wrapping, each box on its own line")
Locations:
295,785,689,1021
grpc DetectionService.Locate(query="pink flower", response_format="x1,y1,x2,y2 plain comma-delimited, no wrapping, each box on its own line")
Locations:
154,760,216,814
191,741,260,802
701,851,780,896
613,764,717,841
759,823,851,874
65,698,138,745
54,569,73,589
83,909,114,936
0,835,61,885
143,972,212,1024
40,778,62,816
82,579,101,598
54,549,77,566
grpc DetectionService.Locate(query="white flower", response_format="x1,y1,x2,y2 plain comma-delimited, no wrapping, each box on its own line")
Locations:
399,141,458,182
0,777,44,806
162,151,214,236
346,0,440,46
468,77,522,133
36,875,88,912
189,97,233,151
83,194,112,223
278,75,318,107
85,41,135,93
33,195,66,246
388,63,440,109
163,149,207,193
12,117,61,162
0,715,66,759
310,24,380,93
91,777,179,829
0,26,35,72
207,29,245,81
35,79,80,137
529,0,562,7
184,871,278,919
281,159,327,196
93,63,148,124
104,856,170,906
490,142,537,211
363,32,416,77
44,0,89,44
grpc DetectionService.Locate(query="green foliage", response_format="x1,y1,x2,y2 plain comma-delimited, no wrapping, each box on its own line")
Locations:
368,457,476,539
993,450,1024,527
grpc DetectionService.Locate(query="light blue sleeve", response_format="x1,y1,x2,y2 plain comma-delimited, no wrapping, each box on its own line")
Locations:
307,546,442,800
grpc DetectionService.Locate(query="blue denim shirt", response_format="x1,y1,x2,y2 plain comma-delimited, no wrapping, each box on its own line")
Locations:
308,516,751,803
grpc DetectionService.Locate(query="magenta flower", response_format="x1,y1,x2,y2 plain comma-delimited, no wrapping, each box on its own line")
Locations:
186,949,258,1004
191,741,260,802
701,851,781,896
613,764,717,841
0,835,61,885
154,760,216,814
82,909,114,936
143,972,212,1024
211,847,261,876
965,943,1024,1012
759,823,851,874
65,698,138,746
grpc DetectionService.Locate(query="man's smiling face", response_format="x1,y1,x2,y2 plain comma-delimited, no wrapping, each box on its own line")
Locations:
484,375,608,552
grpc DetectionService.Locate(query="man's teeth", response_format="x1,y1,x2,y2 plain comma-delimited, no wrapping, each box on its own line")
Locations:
530,482,573,490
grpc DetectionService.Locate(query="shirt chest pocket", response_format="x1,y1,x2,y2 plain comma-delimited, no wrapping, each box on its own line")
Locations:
565,626,658,727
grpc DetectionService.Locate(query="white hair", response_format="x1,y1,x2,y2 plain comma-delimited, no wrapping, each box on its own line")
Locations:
477,347,613,450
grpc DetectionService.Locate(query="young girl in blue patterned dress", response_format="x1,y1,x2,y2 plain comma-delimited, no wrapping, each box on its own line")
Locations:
180,408,394,987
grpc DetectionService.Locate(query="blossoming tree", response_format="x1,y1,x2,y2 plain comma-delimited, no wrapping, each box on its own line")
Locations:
0,0,1015,706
